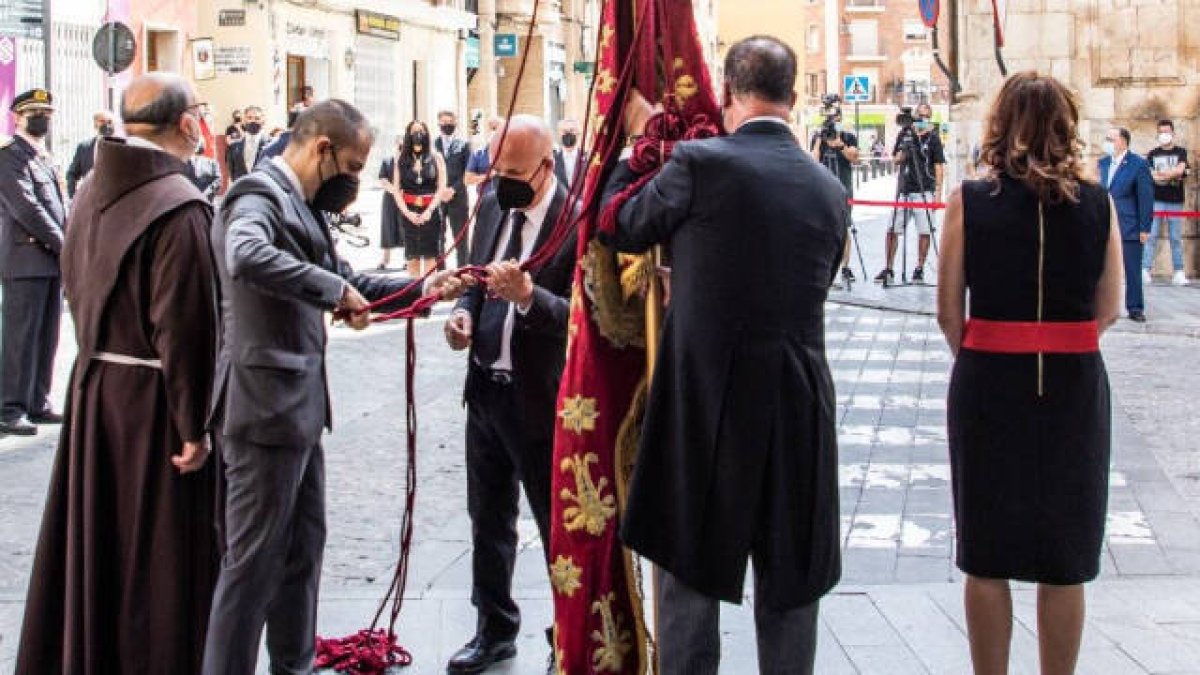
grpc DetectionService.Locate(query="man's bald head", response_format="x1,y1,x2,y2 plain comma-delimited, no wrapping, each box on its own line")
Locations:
119,73,202,160
489,115,556,210
489,115,553,166
121,73,197,131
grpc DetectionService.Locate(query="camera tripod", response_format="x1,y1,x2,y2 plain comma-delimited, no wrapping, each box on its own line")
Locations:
882,131,940,288
820,138,869,291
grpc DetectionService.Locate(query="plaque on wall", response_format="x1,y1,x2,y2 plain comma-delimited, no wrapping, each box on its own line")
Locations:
219,9,246,27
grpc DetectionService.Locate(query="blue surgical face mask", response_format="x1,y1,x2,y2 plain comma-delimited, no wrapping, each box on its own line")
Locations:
1102,141,1116,156
915,119,931,132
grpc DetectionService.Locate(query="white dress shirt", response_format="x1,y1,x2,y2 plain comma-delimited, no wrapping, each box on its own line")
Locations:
485,174,558,372
561,147,579,185
1108,151,1126,188
243,133,262,169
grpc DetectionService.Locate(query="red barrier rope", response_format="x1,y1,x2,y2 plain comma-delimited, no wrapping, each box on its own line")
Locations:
848,197,1200,219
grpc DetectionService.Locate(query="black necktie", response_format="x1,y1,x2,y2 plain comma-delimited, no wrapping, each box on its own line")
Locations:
474,211,527,368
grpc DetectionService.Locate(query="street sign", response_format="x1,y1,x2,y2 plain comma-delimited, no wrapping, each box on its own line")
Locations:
91,22,136,75
843,75,871,103
919,0,940,28
494,34,518,58
465,36,480,69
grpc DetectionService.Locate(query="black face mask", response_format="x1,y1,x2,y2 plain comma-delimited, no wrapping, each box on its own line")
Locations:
99,123,115,137
440,124,456,136
561,133,578,148
411,131,429,148
496,163,546,212
312,146,360,214
26,115,50,138
243,121,262,135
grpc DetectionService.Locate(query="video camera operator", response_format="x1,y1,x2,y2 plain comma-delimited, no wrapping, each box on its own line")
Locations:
877,101,944,284
810,95,860,282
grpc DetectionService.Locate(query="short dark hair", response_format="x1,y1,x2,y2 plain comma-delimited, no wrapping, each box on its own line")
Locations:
438,110,457,120
1158,119,1174,131
1118,127,1131,145
723,36,797,105
120,79,192,128
290,99,373,149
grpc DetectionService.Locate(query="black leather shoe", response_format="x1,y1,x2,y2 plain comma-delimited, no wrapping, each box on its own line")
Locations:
446,636,517,674
0,416,38,436
1129,311,1147,323
30,410,64,424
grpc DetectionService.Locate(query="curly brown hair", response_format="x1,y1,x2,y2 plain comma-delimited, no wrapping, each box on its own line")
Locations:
979,71,1091,204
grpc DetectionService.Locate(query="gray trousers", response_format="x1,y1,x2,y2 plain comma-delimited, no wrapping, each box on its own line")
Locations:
202,438,326,675
657,571,820,675
0,277,61,422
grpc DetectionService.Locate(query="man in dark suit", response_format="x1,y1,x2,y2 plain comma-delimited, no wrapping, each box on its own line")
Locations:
552,118,582,190
224,104,266,181
603,37,845,674
442,115,576,674
1099,126,1154,322
0,88,67,436
186,141,223,202
437,110,473,266
202,100,467,675
65,109,114,197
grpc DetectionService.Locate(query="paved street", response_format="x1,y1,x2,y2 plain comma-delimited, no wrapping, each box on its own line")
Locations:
1,181,1199,673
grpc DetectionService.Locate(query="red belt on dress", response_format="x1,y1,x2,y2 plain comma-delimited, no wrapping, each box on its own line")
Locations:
402,194,433,208
962,319,1100,354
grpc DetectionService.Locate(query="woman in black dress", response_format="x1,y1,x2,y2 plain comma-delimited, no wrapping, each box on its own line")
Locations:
377,137,405,269
395,120,447,277
938,72,1124,675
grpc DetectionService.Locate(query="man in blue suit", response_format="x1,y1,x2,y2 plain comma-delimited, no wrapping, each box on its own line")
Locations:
1099,127,1154,322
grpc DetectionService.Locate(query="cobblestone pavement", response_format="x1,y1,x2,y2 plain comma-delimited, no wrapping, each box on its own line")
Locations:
0,186,1198,673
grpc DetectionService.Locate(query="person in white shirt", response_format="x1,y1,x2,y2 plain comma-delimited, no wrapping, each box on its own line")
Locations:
226,105,265,180
553,118,583,190
442,115,577,675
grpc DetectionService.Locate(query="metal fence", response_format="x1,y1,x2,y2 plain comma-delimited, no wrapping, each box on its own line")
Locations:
15,21,105,171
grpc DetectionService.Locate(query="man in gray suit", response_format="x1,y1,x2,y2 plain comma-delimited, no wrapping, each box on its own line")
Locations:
202,100,468,675
0,88,66,436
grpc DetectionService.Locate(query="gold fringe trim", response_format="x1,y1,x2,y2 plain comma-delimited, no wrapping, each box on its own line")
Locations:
615,377,653,674
581,240,648,349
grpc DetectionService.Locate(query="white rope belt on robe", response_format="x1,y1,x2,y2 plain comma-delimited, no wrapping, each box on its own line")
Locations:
92,351,163,370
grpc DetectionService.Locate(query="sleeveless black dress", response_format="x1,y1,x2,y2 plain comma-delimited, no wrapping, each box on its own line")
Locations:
398,153,442,259
949,175,1112,585
378,157,404,250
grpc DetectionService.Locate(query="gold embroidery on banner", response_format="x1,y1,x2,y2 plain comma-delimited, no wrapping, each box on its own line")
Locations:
560,453,617,535
549,555,583,597
581,241,646,349
674,74,699,103
590,593,633,672
559,395,600,434
596,69,618,95
600,25,615,52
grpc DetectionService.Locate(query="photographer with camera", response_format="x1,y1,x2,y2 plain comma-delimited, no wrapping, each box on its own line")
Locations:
876,102,944,284
810,95,860,283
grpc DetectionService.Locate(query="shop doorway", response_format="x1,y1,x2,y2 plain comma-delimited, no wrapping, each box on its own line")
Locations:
287,55,306,109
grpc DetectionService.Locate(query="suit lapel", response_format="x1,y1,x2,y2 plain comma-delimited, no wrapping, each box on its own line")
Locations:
265,163,332,267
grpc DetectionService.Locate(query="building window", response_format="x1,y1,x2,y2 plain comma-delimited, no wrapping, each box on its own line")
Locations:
849,20,878,57
807,24,820,53
806,72,821,98
903,20,929,42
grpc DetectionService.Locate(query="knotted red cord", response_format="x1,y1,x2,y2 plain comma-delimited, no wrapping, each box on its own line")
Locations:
598,101,722,236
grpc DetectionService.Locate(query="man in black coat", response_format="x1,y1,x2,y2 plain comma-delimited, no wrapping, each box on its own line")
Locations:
225,104,266,181
442,115,576,674
436,110,473,266
603,37,845,674
552,118,583,190
65,109,114,197
0,88,67,436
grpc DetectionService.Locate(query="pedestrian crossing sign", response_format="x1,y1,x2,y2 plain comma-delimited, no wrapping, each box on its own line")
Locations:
843,75,871,103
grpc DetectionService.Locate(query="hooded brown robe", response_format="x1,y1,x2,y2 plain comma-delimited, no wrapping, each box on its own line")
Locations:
16,137,220,674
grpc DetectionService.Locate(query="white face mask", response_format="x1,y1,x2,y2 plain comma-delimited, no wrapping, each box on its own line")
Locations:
1158,133,1174,146
1102,141,1116,157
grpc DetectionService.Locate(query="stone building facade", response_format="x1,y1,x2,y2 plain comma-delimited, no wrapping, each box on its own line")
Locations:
951,0,1200,277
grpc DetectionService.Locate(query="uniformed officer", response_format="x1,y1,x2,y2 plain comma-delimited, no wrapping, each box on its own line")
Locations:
0,88,66,436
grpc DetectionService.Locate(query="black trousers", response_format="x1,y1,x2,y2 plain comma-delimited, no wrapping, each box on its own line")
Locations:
1,277,61,422
465,372,553,642
203,438,326,675
444,193,471,268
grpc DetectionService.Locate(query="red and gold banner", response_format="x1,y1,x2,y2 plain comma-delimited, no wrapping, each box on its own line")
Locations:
549,0,720,672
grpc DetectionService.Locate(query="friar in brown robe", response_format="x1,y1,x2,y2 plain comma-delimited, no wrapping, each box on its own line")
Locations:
17,74,221,674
